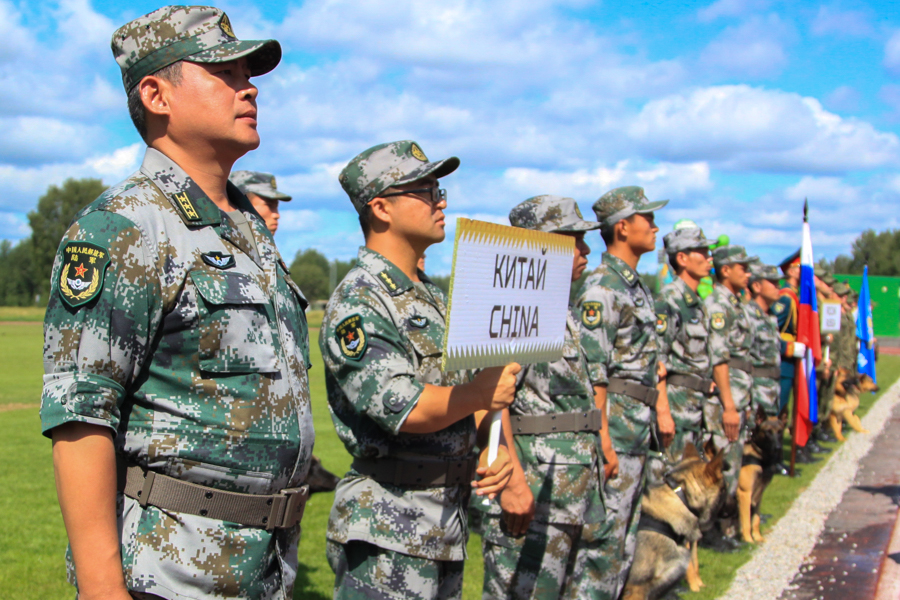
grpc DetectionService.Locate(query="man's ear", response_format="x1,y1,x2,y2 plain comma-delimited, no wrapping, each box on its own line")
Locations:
141,75,172,118
368,197,392,227
676,251,688,269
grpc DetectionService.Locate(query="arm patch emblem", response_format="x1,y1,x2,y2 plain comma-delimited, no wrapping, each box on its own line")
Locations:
58,241,110,308
710,312,726,331
656,313,668,334
336,314,367,360
582,301,603,330
773,302,785,314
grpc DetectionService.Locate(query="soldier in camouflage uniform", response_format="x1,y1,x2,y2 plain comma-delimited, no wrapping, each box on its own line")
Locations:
652,227,717,483
40,7,315,600
573,186,674,598
321,140,518,600
814,271,838,443
704,245,755,503
835,283,856,371
229,170,292,234
746,262,784,417
476,195,612,600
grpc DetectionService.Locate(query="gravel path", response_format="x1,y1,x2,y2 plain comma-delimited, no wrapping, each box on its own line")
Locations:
719,378,900,600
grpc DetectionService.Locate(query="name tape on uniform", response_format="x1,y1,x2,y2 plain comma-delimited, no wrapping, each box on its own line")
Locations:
442,218,574,371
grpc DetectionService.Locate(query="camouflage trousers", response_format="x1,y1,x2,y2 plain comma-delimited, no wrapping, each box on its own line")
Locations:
586,453,647,600
705,409,747,499
481,519,615,600
704,367,751,497
648,384,705,484
817,370,836,421
751,376,780,417
327,540,464,600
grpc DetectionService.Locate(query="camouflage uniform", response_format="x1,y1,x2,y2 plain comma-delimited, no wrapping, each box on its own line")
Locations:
230,170,293,201
653,227,716,480
746,263,782,416
772,251,801,413
39,9,310,600
477,196,609,600
322,141,471,600
704,245,756,497
574,186,667,598
835,283,856,370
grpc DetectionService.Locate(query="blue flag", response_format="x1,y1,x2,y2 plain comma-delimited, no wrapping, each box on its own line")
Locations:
856,266,877,383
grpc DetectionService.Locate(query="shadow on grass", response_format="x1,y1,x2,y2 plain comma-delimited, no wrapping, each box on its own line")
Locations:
293,562,331,600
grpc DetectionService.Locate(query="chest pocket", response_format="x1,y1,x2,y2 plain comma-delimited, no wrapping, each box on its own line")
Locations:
681,312,709,355
407,322,444,384
550,337,591,397
191,269,279,374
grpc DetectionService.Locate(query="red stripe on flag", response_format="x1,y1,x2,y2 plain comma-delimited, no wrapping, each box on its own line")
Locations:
797,303,821,362
795,360,812,447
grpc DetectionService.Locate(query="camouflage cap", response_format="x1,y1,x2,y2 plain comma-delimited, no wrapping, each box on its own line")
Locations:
112,6,281,91
339,140,459,214
833,281,851,297
749,261,781,283
663,227,715,255
229,171,291,201
712,244,757,268
814,267,836,287
508,195,600,233
592,186,668,229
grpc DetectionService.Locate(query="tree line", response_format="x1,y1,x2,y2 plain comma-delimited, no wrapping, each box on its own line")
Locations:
0,177,453,306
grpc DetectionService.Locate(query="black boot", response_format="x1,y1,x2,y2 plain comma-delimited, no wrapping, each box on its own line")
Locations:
699,525,743,553
795,446,821,464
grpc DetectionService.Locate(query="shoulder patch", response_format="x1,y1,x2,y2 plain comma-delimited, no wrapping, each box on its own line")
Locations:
201,251,235,269
656,313,668,335
59,241,110,308
582,301,603,330
710,312,726,331
335,314,367,361
378,270,399,293
773,302,785,314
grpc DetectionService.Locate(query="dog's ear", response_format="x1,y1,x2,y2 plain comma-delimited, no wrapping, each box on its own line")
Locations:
756,405,767,425
779,410,789,426
706,450,726,477
682,442,700,460
703,438,717,460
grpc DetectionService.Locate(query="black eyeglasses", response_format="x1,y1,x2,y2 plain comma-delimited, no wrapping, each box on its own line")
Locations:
380,186,447,206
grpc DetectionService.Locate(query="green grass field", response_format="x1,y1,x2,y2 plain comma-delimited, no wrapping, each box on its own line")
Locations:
0,318,896,599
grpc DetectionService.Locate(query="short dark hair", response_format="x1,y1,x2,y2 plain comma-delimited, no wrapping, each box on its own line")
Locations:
599,215,636,247
358,203,374,237
127,61,184,142
715,264,727,282
668,252,682,274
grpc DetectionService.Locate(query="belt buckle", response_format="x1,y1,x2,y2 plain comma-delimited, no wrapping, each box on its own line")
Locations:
267,485,310,530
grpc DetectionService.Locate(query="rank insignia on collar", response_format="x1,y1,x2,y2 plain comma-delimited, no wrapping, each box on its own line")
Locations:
409,315,428,328
336,314,367,360
172,191,201,222
728,294,739,307
201,251,235,269
656,313,668,334
59,241,110,308
711,312,726,331
622,269,636,284
582,301,602,330
773,302,785,314
378,270,399,292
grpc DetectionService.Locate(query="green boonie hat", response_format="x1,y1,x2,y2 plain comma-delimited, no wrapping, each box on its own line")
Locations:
592,186,668,229
112,5,282,91
749,261,780,283
833,281,851,297
814,267,835,287
663,227,714,255
339,140,459,214
229,171,291,201
509,195,600,233
712,244,757,268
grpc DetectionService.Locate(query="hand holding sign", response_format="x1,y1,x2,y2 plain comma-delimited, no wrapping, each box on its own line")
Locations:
443,219,574,503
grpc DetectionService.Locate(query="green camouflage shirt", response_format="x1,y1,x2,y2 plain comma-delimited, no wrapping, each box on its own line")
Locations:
704,282,753,409
655,277,712,378
745,301,781,370
40,148,314,600
320,247,474,561
481,311,604,526
574,252,660,455
838,308,858,370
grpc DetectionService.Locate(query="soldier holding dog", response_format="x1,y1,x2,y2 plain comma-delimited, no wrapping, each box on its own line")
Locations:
574,186,674,598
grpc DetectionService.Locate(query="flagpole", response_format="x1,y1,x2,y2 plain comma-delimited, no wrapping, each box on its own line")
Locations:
789,199,809,478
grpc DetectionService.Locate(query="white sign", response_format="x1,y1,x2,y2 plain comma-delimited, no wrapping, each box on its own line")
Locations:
821,300,841,333
442,218,575,372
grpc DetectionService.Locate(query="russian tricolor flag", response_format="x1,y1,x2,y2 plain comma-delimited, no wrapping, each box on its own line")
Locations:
796,202,822,447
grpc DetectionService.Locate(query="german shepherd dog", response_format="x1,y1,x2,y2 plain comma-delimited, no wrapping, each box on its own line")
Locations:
830,368,878,442
737,406,786,544
308,455,340,494
622,441,728,600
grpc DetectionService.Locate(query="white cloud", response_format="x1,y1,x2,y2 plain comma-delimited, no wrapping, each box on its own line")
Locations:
886,31,900,77
0,117,107,165
629,85,900,173
0,143,142,211
697,0,771,23
699,15,793,78
810,6,873,38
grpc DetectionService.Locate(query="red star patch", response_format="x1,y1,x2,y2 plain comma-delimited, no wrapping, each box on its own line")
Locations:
74,263,88,278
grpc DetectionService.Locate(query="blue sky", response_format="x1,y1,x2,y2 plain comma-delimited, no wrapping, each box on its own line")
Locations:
2,0,900,275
